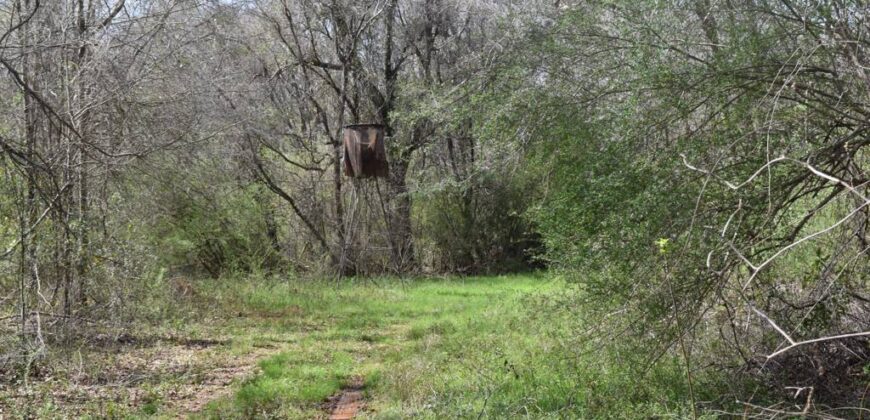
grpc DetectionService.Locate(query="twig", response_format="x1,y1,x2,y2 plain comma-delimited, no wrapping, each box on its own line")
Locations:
766,331,870,359
752,305,870,359
750,306,795,345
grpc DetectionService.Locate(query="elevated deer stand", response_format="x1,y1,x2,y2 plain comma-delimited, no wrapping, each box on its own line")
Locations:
337,124,390,277
342,124,389,178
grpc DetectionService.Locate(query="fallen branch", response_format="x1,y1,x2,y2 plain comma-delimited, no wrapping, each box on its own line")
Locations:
751,306,870,359
766,331,870,359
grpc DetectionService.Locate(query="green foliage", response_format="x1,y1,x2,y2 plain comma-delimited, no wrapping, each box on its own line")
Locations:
414,171,539,274
131,158,282,277
455,0,870,411
395,76,541,274
157,183,278,275
3,0,867,415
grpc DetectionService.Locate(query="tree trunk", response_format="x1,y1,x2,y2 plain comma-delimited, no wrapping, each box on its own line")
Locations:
74,0,92,306
16,0,38,340
387,157,414,271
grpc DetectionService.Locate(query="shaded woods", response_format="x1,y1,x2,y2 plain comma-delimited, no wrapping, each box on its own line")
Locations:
1,0,868,417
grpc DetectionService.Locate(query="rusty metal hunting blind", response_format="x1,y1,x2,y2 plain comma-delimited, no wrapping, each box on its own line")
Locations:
342,124,389,178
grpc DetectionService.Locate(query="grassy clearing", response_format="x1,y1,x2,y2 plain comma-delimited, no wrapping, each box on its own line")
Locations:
198,274,701,419
1,273,706,418
198,274,552,419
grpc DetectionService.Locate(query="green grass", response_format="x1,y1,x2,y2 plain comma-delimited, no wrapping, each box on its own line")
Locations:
0,273,713,418
193,273,704,419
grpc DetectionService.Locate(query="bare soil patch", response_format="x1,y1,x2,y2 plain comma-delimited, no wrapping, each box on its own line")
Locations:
0,334,281,417
326,376,366,420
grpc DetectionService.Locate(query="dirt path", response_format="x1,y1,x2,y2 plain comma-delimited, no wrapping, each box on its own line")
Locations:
327,376,366,420
0,336,284,418
170,346,277,414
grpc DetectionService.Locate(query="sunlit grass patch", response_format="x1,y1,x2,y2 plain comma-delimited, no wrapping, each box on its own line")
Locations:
197,273,712,419
197,274,552,417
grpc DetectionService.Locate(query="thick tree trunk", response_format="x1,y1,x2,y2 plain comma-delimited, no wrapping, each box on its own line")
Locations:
16,0,38,339
387,158,414,271
74,0,92,308
333,142,353,276
335,35,354,277
379,0,416,272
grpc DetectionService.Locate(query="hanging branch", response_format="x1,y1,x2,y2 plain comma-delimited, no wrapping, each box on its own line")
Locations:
247,135,334,262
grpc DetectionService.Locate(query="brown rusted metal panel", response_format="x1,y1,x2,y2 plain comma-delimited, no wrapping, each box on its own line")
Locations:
342,124,389,178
